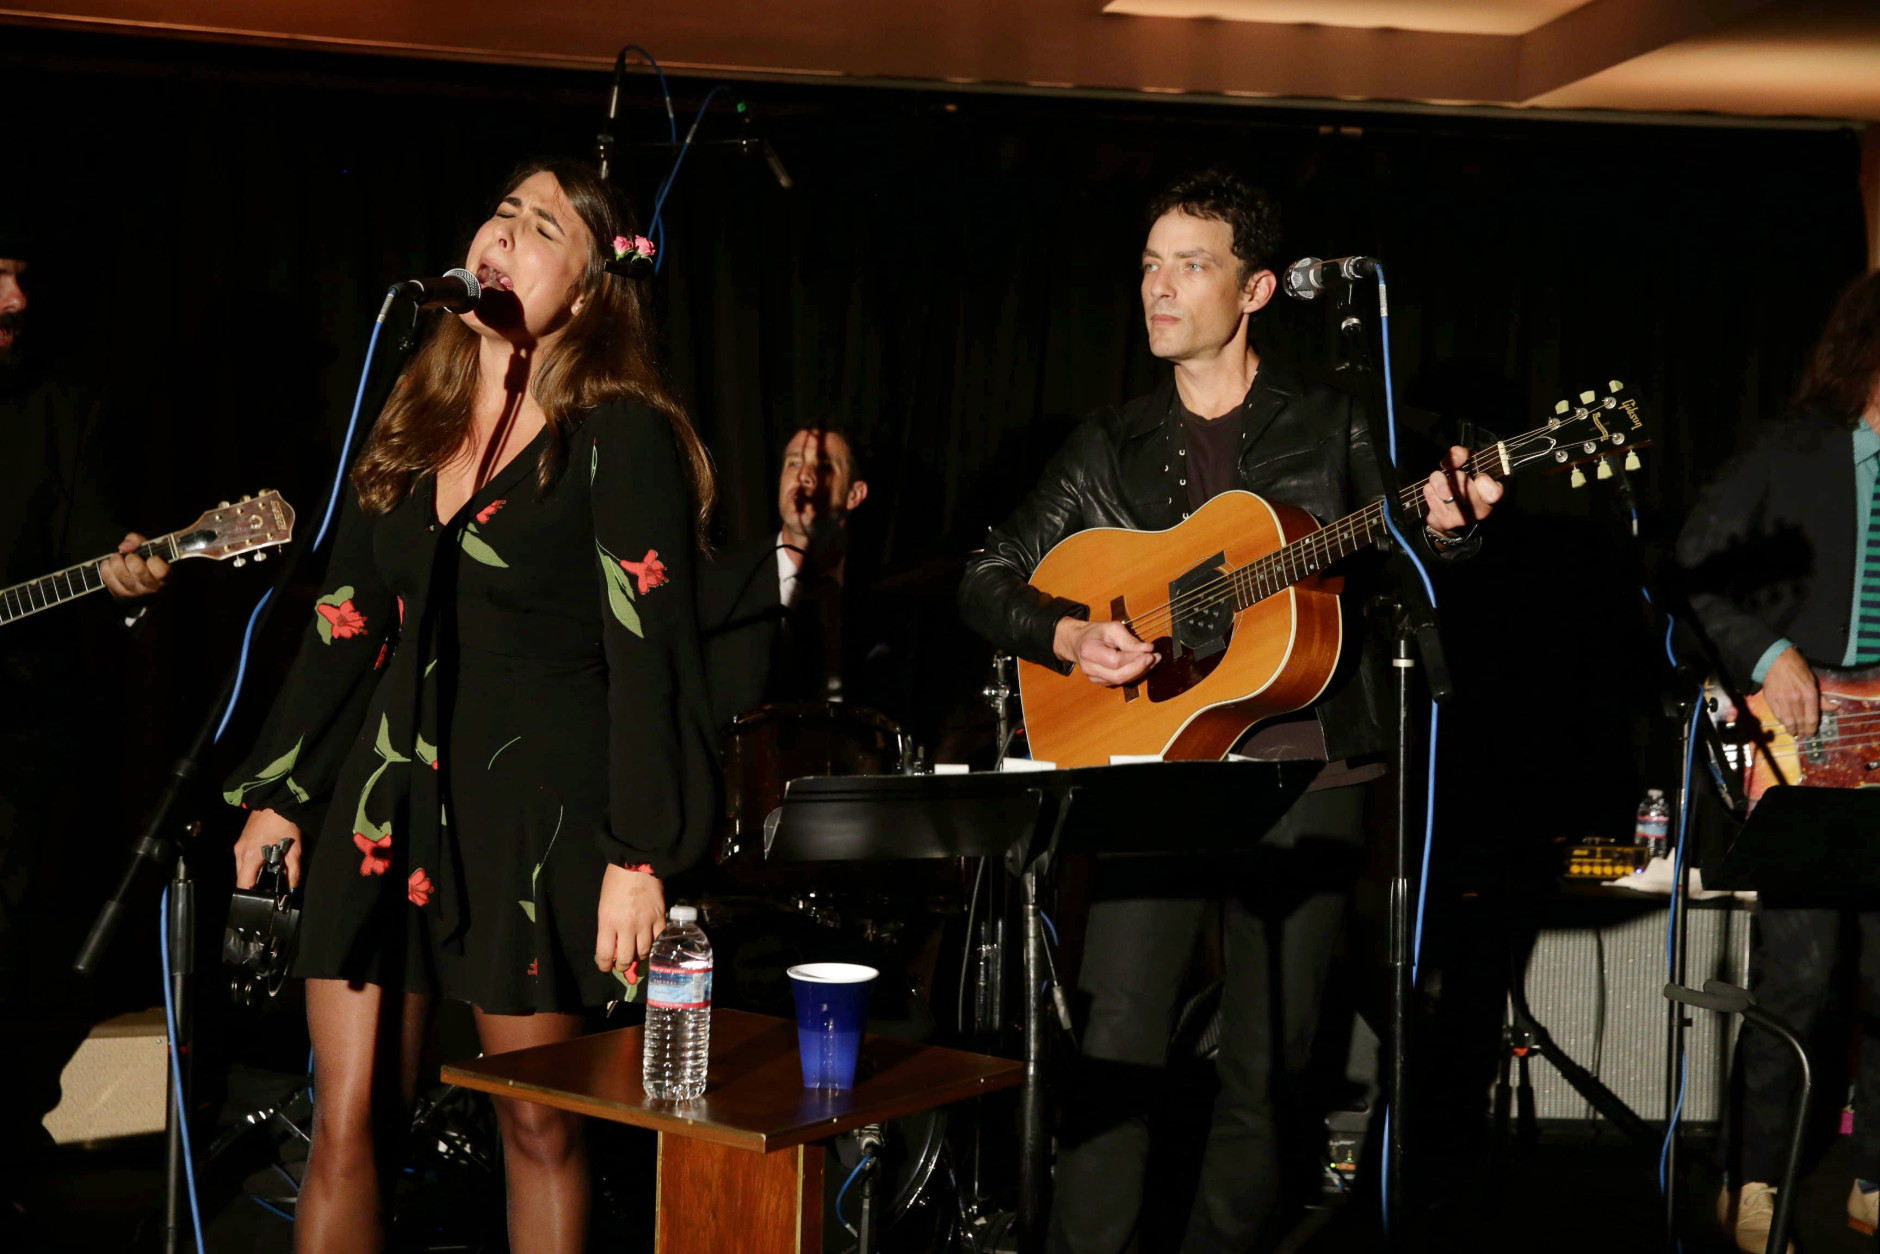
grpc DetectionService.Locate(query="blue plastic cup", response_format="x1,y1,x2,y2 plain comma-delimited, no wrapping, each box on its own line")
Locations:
787,962,877,1090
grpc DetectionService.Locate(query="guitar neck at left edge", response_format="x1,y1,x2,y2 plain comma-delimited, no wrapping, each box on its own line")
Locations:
0,491,297,626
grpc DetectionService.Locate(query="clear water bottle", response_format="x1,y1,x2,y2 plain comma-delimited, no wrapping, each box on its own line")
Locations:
642,905,712,1100
1635,788,1671,858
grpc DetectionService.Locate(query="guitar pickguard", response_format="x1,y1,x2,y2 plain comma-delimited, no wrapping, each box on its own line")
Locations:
1144,551,1235,703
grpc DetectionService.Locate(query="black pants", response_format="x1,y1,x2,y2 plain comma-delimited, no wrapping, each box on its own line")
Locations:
1047,779,1369,1254
1738,905,1880,1184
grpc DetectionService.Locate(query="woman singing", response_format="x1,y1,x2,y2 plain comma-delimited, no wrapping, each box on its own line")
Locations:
225,158,718,1252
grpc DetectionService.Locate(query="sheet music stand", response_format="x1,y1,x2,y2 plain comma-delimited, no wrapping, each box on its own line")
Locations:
764,761,1303,1247
1705,785,1880,900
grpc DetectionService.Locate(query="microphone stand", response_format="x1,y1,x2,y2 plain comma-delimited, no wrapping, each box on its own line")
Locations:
74,296,414,1254
1330,278,1454,1246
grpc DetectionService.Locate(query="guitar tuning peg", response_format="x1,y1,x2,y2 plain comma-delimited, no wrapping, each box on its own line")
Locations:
1609,379,1624,393
1578,390,1596,404
1624,449,1641,471
1554,399,1569,415
233,556,246,568
1570,466,1587,488
240,494,251,503
252,551,267,562
1596,458,1613,480
217,500,230,509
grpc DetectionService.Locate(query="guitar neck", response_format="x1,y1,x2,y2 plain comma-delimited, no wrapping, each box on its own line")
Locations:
1223,448,1500,607
0,534,182,625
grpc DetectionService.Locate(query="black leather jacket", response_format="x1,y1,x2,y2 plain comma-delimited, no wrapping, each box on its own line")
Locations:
957,366,1473,761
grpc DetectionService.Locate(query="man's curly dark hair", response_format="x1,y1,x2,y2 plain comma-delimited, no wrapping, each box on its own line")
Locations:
1795,270,1880,427
1145,169,1282,287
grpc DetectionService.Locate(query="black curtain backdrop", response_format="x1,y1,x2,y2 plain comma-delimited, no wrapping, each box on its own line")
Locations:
4,29,1870,989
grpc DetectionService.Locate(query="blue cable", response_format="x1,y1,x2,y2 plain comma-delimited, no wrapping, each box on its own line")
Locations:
1040,911,1059,948
617,45,677,143
250,1196,296,1224
1371,262,1443,1233
836,1152,877,1243
160,886,207,1253
211,314,386,744
211,587,274,744
649,85,733,269
1658,700,1702,1199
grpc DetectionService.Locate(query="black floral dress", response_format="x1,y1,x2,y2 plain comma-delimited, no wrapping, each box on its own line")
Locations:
223,401,718,1013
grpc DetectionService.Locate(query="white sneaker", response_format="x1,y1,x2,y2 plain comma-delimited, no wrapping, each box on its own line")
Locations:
1721,1181,1795,1254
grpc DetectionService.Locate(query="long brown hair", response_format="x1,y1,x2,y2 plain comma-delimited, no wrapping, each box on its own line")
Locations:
351,158,715,544
1795,270,1880,427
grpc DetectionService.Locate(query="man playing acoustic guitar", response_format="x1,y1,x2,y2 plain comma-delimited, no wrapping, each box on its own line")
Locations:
958,169,1499,1251
1680,269,1880,1253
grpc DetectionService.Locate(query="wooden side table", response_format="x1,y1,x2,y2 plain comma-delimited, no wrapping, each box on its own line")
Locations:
442,1007,1021,1253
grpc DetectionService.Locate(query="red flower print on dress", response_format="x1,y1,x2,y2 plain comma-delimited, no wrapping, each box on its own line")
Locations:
476,499,507,525
353,831,392,876
316,599,368,640
526,958,539,977
407,867,434,907
620,550,668,594
374,642,389,670
398,596,406,626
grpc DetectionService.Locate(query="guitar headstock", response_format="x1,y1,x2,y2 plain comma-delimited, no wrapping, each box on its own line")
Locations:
1491,381,1648,486
175,491,297,562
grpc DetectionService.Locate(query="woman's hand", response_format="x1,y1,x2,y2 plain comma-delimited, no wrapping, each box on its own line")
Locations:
233,808,302,890
596,865,665,983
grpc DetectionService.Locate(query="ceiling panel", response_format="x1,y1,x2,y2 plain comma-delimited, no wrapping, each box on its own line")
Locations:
1101,0,1589,37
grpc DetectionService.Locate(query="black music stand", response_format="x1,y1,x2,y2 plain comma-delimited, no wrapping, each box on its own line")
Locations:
765,761,1305,1249
1705,785,1880,898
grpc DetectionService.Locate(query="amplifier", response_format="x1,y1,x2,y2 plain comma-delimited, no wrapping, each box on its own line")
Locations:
42,1008,169,1144
1518,892,1750,1124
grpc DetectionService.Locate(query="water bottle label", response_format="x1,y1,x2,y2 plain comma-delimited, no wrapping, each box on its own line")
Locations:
648,962,712,1010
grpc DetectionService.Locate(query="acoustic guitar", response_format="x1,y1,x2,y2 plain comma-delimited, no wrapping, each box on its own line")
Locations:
1707,668,1880,811
0,491,296,625
1018,386,1645,768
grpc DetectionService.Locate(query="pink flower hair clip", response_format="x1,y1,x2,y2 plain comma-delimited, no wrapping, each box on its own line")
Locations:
605,233,657,280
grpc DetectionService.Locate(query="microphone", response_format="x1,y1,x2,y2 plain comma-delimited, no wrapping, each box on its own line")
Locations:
389,268,481,314
1283,255,1380,301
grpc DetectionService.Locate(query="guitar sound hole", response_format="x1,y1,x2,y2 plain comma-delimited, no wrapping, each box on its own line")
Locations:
1143,627,1233,703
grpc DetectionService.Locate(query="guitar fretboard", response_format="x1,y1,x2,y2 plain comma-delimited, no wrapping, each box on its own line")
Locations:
0,535,180,625
1125,446,1505,640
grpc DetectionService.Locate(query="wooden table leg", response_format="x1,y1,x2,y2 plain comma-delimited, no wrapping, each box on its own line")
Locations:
656,1135,823,1254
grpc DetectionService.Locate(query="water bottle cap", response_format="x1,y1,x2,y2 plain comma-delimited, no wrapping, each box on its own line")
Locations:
1647,788,1665,800
668,905,698,923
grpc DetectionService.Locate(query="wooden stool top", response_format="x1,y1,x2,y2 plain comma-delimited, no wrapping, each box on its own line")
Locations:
441,1007,1021,1152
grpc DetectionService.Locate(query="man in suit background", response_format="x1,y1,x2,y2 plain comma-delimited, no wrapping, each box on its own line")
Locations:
698,427,883,730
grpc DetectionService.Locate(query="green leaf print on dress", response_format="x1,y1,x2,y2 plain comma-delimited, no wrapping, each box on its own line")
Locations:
458,521,508,568
595,540,643,638
352,714,412,868
517,805,562,926
223,736,304,806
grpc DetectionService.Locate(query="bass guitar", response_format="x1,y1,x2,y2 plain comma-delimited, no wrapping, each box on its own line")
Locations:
1019,385,1646,768
1707,668,1880,811
0,491,296,626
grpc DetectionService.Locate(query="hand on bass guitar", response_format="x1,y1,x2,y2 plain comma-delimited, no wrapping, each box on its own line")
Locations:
1759,645,1833,738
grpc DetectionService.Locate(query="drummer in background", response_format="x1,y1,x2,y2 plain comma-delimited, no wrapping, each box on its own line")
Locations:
698,427,898,728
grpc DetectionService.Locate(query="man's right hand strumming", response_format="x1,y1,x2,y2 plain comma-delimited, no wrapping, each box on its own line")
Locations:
1761,645,1834,738
1055,616,1159,687
234,807,303,890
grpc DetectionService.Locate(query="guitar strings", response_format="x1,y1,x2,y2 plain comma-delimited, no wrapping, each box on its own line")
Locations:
1121,452,1500,640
